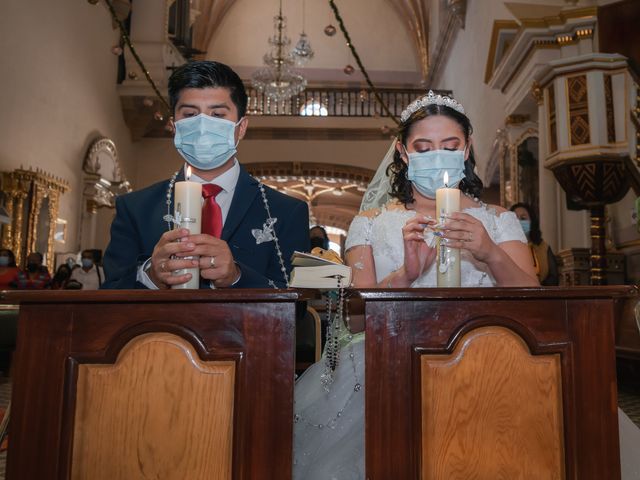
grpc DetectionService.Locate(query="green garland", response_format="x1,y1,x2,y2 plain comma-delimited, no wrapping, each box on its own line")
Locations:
94,0,396,123
98,0,171,114
328,0,399,125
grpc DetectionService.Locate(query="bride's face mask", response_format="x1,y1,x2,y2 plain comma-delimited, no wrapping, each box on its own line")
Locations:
404,146,467,199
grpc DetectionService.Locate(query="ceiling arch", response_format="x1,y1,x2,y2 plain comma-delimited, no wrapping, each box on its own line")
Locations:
193,0,428,84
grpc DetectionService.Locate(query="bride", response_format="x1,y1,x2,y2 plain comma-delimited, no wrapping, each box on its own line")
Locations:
293,91,539,479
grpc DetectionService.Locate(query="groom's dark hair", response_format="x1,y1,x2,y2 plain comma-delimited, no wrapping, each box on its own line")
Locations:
388,103,484,205
168,61,248,118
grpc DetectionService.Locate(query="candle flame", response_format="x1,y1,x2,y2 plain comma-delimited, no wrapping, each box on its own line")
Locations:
443,171,449,187
186,165,192,180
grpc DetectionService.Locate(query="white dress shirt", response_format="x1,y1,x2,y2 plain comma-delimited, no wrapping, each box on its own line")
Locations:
71,264,104,290
137,160,241,289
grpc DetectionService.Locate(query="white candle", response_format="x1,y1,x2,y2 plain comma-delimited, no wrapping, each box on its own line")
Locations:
435,171,461,287
172,166,202,289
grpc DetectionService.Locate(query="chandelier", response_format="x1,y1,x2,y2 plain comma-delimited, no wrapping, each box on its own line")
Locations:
251,0,307,102
291,0,314,66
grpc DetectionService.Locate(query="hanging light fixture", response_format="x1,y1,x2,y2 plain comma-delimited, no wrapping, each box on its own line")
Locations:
292,0,314,66
251,0,306,101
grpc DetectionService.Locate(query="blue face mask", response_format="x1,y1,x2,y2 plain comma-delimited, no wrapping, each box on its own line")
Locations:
519,219,531,236
174,114,242,171
406,149,466,199
81,258,94,269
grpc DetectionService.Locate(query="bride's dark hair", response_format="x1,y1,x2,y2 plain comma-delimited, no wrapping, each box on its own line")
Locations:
387,104,483,205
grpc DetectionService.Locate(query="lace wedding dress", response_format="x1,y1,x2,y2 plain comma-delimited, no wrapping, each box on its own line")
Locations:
293,204,526,479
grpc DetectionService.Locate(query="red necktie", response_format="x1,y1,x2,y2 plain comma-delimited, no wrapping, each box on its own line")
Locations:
202,184,223,238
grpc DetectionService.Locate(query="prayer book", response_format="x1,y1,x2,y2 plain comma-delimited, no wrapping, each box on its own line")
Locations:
289,250,352,288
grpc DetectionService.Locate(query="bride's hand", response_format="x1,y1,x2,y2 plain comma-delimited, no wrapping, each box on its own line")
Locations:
402,215,437,282
441,212,499,263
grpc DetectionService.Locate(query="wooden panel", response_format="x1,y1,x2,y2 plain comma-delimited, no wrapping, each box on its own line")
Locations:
3,289,302,480
71,333,235,480
420,326,564,480
360,286,634,480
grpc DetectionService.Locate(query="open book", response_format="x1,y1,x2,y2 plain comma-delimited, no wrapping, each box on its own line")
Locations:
289,250,352,288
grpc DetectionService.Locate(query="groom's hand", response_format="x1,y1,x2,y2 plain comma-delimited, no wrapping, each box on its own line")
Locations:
149,228,198,288
187,234,241,287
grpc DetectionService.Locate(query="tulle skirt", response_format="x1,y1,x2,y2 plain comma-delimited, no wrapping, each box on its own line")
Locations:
293,337,365,479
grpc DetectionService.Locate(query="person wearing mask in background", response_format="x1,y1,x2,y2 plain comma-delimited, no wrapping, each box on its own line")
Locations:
51,263,83,290
510,202,559,286
12,252,51,289
0,249,19,290
309,225,330,251
70,250,104,290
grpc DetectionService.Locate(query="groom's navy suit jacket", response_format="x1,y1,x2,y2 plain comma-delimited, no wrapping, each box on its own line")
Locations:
102,165,310,289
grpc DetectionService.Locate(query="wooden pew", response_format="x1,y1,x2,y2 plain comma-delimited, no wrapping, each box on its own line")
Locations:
4,289,303,480
360,286,636,480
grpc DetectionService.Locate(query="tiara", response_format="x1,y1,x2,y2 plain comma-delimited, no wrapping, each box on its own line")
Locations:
400,90,465,123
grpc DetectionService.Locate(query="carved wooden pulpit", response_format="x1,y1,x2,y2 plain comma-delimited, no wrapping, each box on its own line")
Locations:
360,286,635,480
5,290,302,480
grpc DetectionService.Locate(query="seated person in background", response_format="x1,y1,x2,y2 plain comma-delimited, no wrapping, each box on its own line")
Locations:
51,263,83,290
70,249,104,290
51,264,72,290
12,252,51,289
102,60,309,289
510,202,559,286
0,248,19,290
309,225,330,250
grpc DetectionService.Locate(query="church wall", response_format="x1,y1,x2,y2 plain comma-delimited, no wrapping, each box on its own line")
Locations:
0,0,136,258
430,0,514,188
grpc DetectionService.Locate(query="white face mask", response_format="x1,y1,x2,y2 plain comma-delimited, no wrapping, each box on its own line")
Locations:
173,114,242,170
405,148,466,198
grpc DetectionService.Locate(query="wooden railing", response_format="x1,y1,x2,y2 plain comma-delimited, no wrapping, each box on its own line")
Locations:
245,86,451,118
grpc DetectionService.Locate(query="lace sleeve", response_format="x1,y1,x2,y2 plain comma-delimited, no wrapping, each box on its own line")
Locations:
494,211,527,244
345,216,374,251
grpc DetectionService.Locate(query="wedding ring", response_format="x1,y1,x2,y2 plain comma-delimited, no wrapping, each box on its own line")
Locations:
209,256,216,268
468,232,473,242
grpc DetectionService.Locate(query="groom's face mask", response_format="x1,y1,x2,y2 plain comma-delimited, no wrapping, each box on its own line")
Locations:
405,146,467,199
174,113,243,171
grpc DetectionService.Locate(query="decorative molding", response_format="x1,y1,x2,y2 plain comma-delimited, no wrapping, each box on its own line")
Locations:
505,114,530,126
551,159,630,208
245,162,375,228
487,8,597,92
484,20,519,84
82,137,131,213
385,0,430,81
531,80,543,106
84,137,125,182
245,162,374,187
425,0,467,86
567,75,590,146
604,74,615,144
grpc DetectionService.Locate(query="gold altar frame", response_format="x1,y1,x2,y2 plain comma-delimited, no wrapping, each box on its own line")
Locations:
1,168,69,272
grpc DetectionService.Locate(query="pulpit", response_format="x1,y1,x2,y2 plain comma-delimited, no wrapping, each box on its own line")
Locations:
360,286,635,480
4,289,302,480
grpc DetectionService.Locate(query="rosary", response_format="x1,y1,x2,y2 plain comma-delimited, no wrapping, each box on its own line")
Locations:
163,169,290,288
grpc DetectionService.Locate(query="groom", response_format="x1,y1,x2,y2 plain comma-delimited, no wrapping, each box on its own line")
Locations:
102,61,309,289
